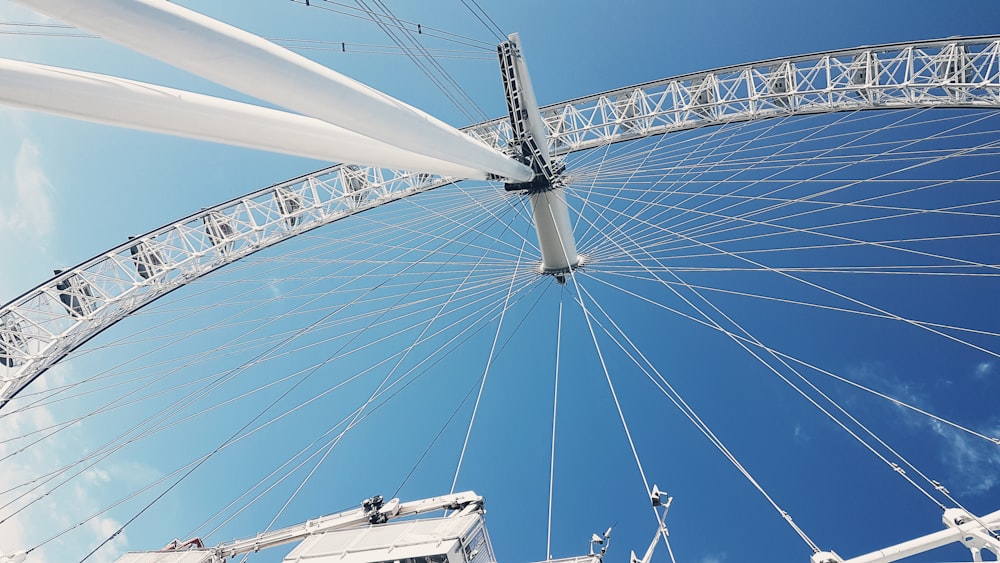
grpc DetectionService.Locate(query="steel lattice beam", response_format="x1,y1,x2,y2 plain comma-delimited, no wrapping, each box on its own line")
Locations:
2,36,1000,406
466,36,1000,155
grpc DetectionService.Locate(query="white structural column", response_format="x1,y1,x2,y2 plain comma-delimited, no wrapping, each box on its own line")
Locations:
506,33,553,172
530,189,579,275
0,58,486,179
500,33,580,275
13,0,533,182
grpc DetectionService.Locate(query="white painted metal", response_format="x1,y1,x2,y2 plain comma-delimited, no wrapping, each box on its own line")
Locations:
465,36,1000,157
282,513,490,563
0,163,456,405
500,33,579,275
113,493,485,563
116,553,217,563
541,557,603,563
629,495,671,563
12,0,533,182
218,492,482,559
2,35,999,429
530,190,579,274
0,58,487,179
506,33,552,170
839,508,1000,563
0,33,997,563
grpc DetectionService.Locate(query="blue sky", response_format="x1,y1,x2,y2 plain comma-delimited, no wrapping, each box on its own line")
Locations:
2,0,1000,298
1,2,1000,563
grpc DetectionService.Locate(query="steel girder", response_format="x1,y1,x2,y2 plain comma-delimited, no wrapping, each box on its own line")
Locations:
2,35,1000,406
536,35,1000,154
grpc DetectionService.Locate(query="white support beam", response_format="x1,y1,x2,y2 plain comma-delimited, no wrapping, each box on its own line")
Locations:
111,492,484,562
13,0,533,182
0,58,486,179
529,189,579,276
499,33,580,277
840,508,1000,563
505,32,553,171
216,492,482,559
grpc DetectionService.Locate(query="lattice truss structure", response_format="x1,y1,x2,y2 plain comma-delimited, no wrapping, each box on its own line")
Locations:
2,36,999,404
536,36,1000,154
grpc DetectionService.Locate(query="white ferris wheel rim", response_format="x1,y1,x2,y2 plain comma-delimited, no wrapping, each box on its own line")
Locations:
2,35,998,405
0,32,999,563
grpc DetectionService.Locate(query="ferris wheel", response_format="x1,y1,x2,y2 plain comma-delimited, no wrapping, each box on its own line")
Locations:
0,1,999,563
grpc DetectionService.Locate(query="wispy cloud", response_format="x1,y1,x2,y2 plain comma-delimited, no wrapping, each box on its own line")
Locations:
0,367,63,562
846,362,1000,496
0,365,135,563
0,136,57,301
86,516,128,563
927,419,1000,495
792,423,810,443
974,361,993,379
0,139,55,241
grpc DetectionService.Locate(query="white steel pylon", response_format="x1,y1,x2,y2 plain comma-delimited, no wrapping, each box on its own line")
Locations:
499,33,581,282
0,58,487,179
10,0,533,182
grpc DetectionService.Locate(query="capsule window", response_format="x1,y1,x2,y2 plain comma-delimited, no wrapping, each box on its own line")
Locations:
55,271,97,317
129,239,166,280
275,187,303,227
203,212,235,253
